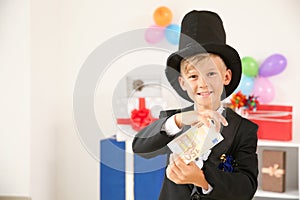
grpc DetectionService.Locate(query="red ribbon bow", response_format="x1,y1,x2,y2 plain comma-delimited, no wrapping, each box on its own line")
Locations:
116,97,157,131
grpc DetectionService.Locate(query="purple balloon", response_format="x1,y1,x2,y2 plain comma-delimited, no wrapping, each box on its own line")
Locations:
259,54,287,77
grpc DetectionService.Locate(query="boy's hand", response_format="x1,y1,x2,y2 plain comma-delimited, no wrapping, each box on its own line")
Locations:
166,154,209,189
174,110,228,132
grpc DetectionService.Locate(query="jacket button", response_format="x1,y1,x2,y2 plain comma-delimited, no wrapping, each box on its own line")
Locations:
191,193,201,200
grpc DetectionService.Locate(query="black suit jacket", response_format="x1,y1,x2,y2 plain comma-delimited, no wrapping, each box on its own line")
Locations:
132,106,258,200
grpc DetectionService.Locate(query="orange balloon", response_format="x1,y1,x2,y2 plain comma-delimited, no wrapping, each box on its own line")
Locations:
153,6,173,27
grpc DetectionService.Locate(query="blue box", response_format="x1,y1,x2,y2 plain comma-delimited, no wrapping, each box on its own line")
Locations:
100,138,166,200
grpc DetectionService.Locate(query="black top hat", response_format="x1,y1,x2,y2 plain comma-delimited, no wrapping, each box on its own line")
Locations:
166,10,242,102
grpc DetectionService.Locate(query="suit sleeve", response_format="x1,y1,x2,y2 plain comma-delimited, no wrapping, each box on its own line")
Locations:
202,119,258,200
132,109,181,158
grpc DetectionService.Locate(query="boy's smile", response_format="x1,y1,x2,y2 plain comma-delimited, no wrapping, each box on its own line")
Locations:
197,91,213,97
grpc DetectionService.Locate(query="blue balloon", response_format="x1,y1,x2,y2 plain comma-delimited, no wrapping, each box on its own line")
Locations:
234,75,255,95
165,24,180,45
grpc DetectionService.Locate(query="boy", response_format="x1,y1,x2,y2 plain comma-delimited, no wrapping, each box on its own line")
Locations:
132,10,258,200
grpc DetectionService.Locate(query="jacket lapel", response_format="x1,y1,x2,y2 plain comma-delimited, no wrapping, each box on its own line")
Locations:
209,108,241,162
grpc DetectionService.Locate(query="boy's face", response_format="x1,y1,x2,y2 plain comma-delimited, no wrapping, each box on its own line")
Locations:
178,54,232,110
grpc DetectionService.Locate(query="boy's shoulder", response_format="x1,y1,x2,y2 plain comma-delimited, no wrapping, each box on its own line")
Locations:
225,107,258,129
159,105,194,118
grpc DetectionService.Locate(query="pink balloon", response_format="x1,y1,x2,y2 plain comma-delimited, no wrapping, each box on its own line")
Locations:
252,77,275,104
144,25,165,44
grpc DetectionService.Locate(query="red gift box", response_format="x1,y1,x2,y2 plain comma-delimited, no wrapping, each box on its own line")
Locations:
247,104,293,141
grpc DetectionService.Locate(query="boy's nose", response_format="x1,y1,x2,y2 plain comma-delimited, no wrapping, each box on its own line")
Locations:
197,75,208,88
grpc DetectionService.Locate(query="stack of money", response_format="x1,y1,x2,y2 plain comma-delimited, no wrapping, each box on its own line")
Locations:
167,125,223,164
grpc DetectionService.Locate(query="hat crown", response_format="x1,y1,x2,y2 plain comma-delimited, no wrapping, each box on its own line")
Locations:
179,11,226,50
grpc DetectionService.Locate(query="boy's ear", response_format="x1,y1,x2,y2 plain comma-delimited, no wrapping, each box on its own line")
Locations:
224,69,232,85
178,76,187,91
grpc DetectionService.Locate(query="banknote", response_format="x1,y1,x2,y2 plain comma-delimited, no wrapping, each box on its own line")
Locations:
167,124,223,164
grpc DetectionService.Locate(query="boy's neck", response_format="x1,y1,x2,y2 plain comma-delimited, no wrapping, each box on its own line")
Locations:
195,103,221,111
194,104,224,116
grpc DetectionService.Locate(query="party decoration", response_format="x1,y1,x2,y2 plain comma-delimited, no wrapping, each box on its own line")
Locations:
241,57,259,77
233,53,287,104
246,95,259,111
259,53,287,77
235,75,255,95
153,6,173,27
252,77,275,104
230,91,259,111
230,91,247,109
144,25,165,44
165,24,181,45
144,6,179,45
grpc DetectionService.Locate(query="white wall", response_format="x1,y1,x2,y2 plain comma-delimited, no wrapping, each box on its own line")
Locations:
30,0,59,199
0,0,31,196
0,0,299,200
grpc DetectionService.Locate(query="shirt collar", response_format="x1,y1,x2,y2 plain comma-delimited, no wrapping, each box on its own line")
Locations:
193,104,225,114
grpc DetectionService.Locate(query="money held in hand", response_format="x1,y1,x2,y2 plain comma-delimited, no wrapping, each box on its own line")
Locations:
167,124,223,164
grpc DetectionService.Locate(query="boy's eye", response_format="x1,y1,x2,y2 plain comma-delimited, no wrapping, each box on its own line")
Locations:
207,72,217,77
188,74,198,79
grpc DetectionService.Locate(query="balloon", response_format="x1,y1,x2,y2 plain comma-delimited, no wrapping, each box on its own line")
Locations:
241,57,259,77
252,77,275,104
144,25,165,44
153,6,173,27
259,53,287,77
234,75,255,95
165,24,180,45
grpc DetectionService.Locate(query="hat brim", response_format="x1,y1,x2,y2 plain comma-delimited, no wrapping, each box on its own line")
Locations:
166,43,242,102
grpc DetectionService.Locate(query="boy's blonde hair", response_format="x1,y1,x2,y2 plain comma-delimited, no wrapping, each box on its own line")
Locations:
180,53,227,74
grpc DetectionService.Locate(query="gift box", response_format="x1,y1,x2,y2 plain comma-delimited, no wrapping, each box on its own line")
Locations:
247,104,293,141
100,138,166,200
261,150,286,193
115,97,165,141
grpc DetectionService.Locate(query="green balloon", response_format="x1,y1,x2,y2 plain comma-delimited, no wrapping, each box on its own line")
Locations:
241,57,259,77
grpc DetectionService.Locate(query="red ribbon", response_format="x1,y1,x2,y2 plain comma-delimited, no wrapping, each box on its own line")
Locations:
116,97,157,131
